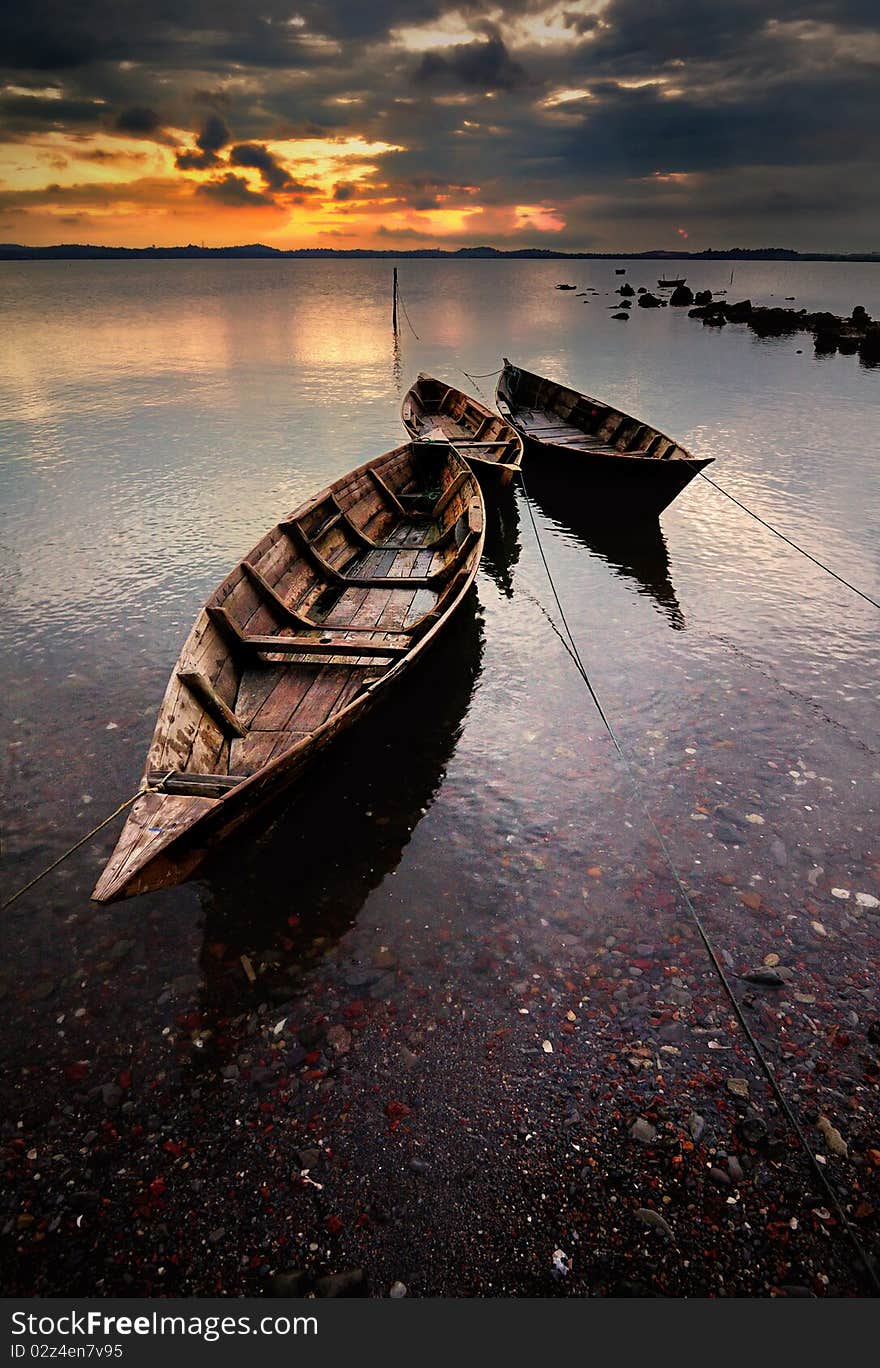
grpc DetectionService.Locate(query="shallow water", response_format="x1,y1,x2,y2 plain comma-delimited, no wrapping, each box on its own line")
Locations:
1,259,878,1296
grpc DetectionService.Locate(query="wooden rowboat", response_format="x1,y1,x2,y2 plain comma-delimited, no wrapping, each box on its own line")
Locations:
496,359,713,516
658,276,686,288
92,441,484,903
401,374,523,486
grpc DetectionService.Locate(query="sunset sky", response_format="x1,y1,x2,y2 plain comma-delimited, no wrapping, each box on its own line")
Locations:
1,1,877,251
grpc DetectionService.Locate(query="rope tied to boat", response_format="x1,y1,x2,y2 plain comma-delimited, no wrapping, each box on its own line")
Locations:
517,468,880,1295
1,770,174,911
458,367,502,402
689,465,880,611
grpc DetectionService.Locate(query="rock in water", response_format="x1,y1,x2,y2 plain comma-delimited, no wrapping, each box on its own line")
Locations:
742,967,786,986
817,1115,848,1158
669,284,694,306
636,1208,675,1239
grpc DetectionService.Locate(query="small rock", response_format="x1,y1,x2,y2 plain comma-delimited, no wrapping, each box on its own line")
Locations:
631,1117,657,1144
636,1207,674,1238
326,1025,352,1055
389,1281,407,1299
742,967,785,986
726,1077,750,1099
817,1115,848,1158
708,1166,731,1187
737,1113,768,1145
688,1112,705,1142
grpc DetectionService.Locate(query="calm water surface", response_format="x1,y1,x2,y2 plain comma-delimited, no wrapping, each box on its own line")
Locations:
1,260,878,1295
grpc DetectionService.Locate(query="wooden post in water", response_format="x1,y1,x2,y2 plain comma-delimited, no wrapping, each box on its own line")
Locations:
392,267,399,335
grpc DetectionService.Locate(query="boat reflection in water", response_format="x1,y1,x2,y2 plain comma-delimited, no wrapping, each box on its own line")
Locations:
193,595,484,1024
523,464,685,631
480,479,521,599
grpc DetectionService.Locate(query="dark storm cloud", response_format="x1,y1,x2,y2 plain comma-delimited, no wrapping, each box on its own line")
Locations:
194,172,273,206
415,36,528,91
174,114,231,170
228,142,294,190
114,105,163,136
0,94,105,132
197,114,231,155
1,0,879,247
175,149,218,171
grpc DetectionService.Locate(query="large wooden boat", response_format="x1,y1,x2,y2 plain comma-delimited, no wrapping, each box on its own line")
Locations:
92,442,484,903
401,374,523,486
496,359,712,515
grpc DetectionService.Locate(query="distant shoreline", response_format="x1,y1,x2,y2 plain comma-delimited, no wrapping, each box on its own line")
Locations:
1,243,878,263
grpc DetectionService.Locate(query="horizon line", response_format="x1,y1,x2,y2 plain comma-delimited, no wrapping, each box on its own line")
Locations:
1,242,879,263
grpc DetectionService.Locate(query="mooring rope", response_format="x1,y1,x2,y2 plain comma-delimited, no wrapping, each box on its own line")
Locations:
462,367,503,381
395,283,420,340
517,470,880,1293
688,465,880,611
1,771,173,910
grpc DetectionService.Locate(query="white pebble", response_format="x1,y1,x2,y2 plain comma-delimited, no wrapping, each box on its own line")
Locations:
855,892,878,909
830,888,850,900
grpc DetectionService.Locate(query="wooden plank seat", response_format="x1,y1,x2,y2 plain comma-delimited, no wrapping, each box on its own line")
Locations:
207,606,407,660
327,496,460,553
147,769,246,798
280,515,477,590
368,467,429,519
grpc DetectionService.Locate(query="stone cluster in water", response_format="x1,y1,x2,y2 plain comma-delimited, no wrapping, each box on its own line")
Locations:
688,299,880,364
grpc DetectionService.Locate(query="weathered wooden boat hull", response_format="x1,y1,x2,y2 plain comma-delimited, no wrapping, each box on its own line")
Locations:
401,374,523,487
93,442,484,903
496,359,712,516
